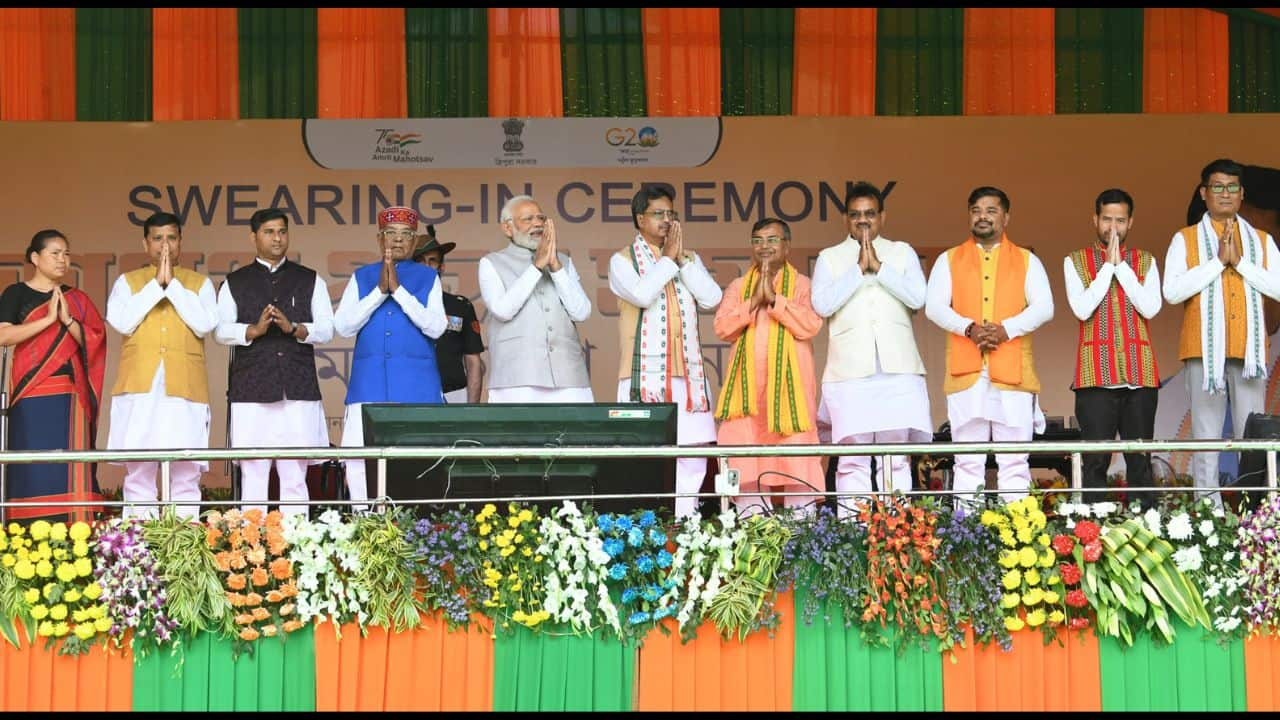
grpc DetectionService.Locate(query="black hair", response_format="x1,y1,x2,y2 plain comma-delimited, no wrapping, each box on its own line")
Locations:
250,208,289,232
844,181,884,212
26,229,67,265
967,186,1010,212
631,185,675,230
142,212,182,238
1094,188,1134,216
751,217,791,242
1200,158,1246,186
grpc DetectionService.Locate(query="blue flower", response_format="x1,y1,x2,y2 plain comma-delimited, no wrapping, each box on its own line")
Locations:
647,528,667,546
652,605,673,621
638,511,657,529
608,563,628,581
628,527,645,548
663,578,678,590
656,550,673,569
603,538,625,558
621,587,639,604
596,514,614,533
628,611,652,625
613,515,633,533
636,555,656,573
641,584,662,602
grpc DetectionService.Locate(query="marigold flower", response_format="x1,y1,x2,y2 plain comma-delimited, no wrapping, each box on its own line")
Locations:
1005,616,1026,632
261,624,278,638
53,622,69,637
280,603,295,617
206,527,224,548
235,613,255,625
72,541,89,558
252,607,271,621
13,560,34,579
247,547,267,566
239,627,261,642
266,590,284,604
1023,588,1045,606
37,621,55,637
269,558,292,581
227,573,247,591
1048,610,1065,624
1002,569,1022,589
1002,593,1021,608
245,592,263,607
29,520,51,541
1042,590,1060,604
1024,568,1041,587
227,592,245,607
82,583,101,600
282,620,304,633
251,567,270,587
73,558,93,578
74,623,96,640
93,617,111,633
31,605,49,620
1026,609,1047,627
1019,547,1038,568
230,554,247,570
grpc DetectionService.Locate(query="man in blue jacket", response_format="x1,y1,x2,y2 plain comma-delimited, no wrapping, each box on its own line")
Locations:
334,206,446,508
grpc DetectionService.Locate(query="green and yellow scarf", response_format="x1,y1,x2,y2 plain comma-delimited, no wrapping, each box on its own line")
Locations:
714,263,811,435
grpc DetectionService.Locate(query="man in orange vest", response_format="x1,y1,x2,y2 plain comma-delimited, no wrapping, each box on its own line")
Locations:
1163,158,1280,504
925,187,1054,505
105,211,219,519
1064,189,1161,509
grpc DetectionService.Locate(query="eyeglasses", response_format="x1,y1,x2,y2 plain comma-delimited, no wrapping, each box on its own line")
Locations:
750,236,784,246
381,230,415,240
846,210,879,220
1207,183,1242,195
508,213,548,225
644,210,679,221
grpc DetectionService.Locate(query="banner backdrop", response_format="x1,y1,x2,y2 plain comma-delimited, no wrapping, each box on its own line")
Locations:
1,115,1278,487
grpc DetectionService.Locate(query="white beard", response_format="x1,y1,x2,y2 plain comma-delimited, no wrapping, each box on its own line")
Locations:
512,230,539,250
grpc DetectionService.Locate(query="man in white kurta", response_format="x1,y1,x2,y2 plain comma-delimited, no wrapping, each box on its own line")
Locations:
333,206,447,508
478,195,593,403
925,187,1054,504
812,182,931,516
106,212,218,519
215,208,334,517
609,186,723,519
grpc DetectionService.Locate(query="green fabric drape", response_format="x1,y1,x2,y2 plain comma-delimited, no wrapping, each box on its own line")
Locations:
1055,8,1143,113
1228,11,1280,112
132,626,317,711
238,8,317,119
405,8,487,118
876,8,962,116
720,8,794,116
492,626,634,711
559,8,646,117
790,582,943,711
1098,621,1246,711
75,8,151,121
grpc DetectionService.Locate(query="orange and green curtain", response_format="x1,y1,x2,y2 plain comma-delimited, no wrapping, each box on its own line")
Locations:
3,7,1279,121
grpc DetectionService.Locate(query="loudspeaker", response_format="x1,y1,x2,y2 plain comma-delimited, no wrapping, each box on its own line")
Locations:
1236,412,1280,511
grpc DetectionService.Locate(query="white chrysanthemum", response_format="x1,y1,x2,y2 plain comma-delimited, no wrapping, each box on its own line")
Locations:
1215,616,1242,633
1143,508,1162,537
1166,513,1194,541
1207,534,1220,548
1199,519,1215,538
1173,545,1204,573
1093,501,1118,517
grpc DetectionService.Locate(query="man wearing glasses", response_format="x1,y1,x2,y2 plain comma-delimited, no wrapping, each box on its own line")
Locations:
812,182,931,516
1163,158,1280,503
609,186,723,518
478,194,593,403
333,206,447,508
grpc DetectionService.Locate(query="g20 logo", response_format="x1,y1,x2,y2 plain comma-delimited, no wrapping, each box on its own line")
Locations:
605,126,660,148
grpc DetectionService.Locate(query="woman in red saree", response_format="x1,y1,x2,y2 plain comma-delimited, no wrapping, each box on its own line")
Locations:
0,230,106,522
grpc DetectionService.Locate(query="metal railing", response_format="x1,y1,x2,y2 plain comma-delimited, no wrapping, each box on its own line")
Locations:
0,438,1276,512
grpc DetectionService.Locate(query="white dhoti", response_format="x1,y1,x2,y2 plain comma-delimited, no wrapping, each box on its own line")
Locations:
820,371,932,518
107,365,211,520
617,378,716,519
487,386,595,403
947,371,1045,505
230,399,328,517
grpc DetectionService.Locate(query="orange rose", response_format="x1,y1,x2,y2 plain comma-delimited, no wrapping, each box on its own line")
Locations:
227,573,247,591
282,620,304,633
261,624,278,638
251,607,271,621
269,558,292,581
266,590,284,604
245,592,263,607
247,546,267,566
235,613,255,626
251,567,269,587
238,627,260,642
279,603,295,617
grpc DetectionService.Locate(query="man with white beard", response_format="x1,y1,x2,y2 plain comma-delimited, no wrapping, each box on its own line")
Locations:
477,195,594,402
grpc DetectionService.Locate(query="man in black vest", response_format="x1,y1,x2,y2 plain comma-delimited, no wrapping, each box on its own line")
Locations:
215,208,334,516
413,228,486,403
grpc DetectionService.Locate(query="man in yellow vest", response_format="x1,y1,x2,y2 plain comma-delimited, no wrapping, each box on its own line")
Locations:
1064,189,1162,509
105,212,218,519
1163,158,1280,504
925,187,1054,504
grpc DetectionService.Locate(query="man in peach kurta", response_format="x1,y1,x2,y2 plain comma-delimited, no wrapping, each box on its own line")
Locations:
714,218,824,516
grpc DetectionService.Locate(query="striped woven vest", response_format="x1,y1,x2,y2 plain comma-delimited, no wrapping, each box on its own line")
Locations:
1069,246,1159,389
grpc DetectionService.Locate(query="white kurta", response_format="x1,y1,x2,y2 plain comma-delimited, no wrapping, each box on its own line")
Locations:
215,257,334,452
333,272,447,449
924,245,1054,432
105,272,218,469
811,247,932,441
478,251,593,396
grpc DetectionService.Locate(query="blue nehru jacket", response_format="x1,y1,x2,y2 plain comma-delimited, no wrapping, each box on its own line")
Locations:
344,259,444,404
